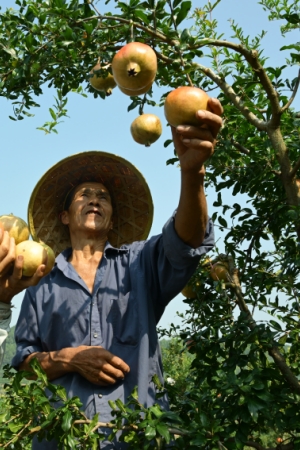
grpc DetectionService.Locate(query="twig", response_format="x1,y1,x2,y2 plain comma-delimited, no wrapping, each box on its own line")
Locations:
230,269,300,395
244,440,294,450
192,62,268,131
77,15,176,46
289,155,300,180
231,139,251,155
281,68,300,114
166,0,193,87
3,419,32,448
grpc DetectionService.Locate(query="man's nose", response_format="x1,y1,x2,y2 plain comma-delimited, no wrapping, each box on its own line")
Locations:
88,196,100,205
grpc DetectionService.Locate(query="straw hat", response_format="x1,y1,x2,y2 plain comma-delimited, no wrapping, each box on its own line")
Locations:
28,151,154,255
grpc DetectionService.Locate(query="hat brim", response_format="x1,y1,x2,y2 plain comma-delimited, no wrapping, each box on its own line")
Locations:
28,151,154,255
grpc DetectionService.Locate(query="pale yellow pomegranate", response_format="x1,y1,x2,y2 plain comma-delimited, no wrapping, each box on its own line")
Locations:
130,114,162,147
89,62,116,96
0,214,29,244
15,240,55,277
181,283,197,299
118,81,153,96
112,42,157,93
40,242,56,275
164,86,210,127
209,261,229,282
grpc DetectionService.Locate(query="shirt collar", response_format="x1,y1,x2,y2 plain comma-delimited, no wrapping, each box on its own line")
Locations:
56,241,128,266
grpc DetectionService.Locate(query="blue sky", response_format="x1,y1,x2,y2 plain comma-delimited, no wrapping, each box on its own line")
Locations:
1,0,299,330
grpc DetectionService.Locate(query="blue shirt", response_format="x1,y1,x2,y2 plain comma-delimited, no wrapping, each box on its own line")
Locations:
12,214,214,449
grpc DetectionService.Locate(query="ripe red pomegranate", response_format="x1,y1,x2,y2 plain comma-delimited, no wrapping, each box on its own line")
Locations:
89,62,116,96
164,86,211,127
112,42,157,94
130,114,162,147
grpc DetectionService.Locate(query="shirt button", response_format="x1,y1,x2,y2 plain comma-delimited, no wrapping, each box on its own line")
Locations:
93,333,98,338
98,394,102,398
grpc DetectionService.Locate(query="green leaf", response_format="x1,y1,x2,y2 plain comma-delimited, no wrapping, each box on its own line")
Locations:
269,320,282,331
156,422,170,442
62,410,73,432
134,9,150,23
218,216,228,228
175,1,192,25
145,425,156,440
49,108,57,120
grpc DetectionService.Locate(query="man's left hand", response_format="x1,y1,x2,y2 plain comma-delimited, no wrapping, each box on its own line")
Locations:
171,97,223,173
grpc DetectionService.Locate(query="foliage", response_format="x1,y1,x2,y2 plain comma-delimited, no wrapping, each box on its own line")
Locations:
1,0,300,448
0,360,184,449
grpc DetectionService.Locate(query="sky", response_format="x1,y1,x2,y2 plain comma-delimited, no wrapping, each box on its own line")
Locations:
1,0,299,330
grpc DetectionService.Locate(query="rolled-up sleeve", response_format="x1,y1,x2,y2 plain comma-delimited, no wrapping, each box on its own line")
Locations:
11,290,42,369
162,213,215,270
136,212,215,319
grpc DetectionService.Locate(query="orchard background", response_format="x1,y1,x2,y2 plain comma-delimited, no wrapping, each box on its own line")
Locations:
0,0,300,448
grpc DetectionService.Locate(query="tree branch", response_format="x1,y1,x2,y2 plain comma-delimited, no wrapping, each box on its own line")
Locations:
194,39,281,121
77,14,177,46
230,268,300,395
191,62,268,131
281,68,300,114
245,440,294,450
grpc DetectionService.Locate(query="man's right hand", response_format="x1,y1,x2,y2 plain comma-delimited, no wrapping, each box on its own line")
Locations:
0,229,47,303
68,345,130,385
19,346,130,386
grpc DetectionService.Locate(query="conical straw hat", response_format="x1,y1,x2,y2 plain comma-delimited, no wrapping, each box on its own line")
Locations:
28,151,154,255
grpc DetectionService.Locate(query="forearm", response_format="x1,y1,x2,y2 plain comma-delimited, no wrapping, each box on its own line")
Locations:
19,347,78,381
175,170,208,248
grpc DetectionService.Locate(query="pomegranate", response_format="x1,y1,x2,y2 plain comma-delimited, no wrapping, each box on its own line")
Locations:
164,86,210,127
15,240,55,277
89,62,116,96
130,114,162,146
181,283,197,299
40,242,56,275
0,214,29,244
112,42,157,93
118,81,152,96
209,261,229,282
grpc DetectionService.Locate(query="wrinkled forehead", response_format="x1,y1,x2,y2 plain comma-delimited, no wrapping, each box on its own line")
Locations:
73,181,110,196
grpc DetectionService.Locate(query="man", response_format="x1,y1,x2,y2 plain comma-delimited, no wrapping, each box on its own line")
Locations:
2,100,223,448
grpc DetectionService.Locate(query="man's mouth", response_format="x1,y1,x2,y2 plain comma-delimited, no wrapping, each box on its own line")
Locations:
86,210,102,216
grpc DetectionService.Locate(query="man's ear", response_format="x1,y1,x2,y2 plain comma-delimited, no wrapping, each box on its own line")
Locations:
110,220,113,230
60,210,69,225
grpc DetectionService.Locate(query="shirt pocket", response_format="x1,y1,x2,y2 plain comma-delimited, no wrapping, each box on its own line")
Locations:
109,293,139,346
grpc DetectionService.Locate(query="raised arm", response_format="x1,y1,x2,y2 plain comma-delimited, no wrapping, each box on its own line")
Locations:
172,98,223,248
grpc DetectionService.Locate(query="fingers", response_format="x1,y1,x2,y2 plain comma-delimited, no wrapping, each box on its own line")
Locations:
27,264,47,286
195,109,223,140
0,232,16,276
107,354,130,375
176,124,215,144
73,346,130,385
207,97,223,116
